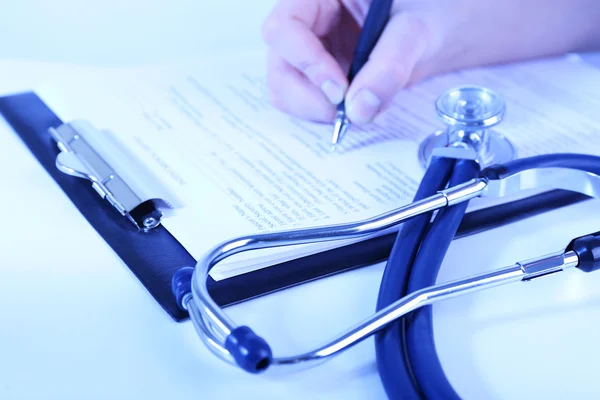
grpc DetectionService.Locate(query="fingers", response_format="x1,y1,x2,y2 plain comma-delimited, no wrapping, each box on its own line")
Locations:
345,13,431,125
262,0,348,109
266,51,337,122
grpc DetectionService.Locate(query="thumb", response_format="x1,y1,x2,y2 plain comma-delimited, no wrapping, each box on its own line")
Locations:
345,14,430,125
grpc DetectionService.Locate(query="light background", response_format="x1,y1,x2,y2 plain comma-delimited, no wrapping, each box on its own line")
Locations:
0,0,274,65
1,1,600,399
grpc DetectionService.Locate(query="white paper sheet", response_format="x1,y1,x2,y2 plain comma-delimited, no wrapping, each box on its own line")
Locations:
34,53,600,280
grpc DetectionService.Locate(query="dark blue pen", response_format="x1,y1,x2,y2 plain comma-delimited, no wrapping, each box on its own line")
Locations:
331,0,394,144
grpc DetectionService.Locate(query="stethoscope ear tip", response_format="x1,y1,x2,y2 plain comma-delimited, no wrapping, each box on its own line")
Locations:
172,266,195,310
171,267,273,372
224,326,273,373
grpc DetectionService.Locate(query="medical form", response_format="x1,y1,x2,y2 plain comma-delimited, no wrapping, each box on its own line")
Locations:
34,53,600,280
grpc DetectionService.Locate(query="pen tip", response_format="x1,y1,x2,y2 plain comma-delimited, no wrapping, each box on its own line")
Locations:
331,112,349,145
331,128,341,145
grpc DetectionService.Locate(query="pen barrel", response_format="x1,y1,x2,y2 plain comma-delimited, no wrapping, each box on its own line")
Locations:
347,0,393,80
348,52,371,81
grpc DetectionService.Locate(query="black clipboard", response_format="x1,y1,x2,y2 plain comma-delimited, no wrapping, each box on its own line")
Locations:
0,91,589,321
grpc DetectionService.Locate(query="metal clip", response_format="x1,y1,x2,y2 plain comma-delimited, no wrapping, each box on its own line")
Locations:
49,120,177,232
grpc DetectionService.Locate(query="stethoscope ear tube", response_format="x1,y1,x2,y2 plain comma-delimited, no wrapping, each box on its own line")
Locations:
172,268,273,372
171,152,600,379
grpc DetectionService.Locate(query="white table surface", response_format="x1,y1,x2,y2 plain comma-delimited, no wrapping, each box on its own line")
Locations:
2,2,600,399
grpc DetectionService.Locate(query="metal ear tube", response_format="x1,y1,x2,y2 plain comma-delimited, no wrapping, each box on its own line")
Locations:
171,156,600,373
170,178,491,372
170,84,600,377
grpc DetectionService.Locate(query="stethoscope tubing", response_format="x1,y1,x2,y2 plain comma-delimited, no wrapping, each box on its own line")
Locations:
379,153,600,399
404,159,479,400
375,156,456,399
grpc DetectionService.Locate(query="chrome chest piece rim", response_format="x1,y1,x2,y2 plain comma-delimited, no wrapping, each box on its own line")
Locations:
418,85,517,168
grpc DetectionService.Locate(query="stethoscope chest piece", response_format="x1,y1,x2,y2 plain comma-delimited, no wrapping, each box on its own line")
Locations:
418,85,517,168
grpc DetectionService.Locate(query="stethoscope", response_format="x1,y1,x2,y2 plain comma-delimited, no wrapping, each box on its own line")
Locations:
170,85,600,399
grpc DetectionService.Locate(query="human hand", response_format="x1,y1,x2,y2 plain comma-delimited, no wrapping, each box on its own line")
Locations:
261,0,600,125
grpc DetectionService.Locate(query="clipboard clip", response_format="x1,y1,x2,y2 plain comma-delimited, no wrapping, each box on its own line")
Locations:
48,120,176,232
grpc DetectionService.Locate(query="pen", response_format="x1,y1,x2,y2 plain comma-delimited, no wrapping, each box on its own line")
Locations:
331,0,394,145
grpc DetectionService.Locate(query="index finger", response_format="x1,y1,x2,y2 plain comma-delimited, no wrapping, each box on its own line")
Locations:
345,13,430,124
261,0,348,103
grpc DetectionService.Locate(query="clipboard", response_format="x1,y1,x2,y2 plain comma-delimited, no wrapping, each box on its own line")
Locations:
0,90,589,322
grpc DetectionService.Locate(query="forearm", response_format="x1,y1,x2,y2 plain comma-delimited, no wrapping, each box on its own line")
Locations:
414,0,600,79
487,0,600,57
573,0,600,52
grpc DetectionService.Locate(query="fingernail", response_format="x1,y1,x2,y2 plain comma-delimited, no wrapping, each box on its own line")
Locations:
320,80,345,104
346,89,381,124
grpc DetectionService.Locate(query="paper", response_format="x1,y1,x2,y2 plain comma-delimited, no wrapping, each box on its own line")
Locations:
34,57,425,280
34,53,600,280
